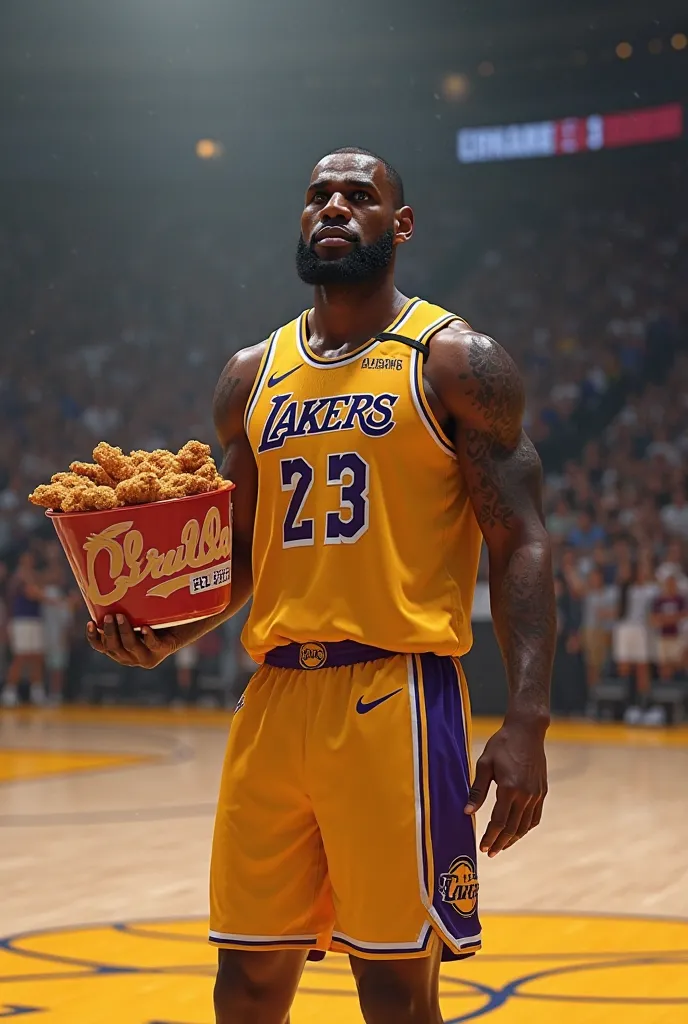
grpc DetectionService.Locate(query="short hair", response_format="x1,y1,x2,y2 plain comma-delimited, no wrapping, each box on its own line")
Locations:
323,147,405,208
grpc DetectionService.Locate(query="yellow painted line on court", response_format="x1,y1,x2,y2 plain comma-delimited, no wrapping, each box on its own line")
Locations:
5,706,688,747
0,748,150,783
477,717,688,748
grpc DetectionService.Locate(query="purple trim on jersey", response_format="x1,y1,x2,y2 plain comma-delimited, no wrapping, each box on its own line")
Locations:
417,653,481,959
264,640,396,670
410,656,431,899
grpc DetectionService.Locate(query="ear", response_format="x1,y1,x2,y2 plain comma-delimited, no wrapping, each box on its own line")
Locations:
394,205,414,246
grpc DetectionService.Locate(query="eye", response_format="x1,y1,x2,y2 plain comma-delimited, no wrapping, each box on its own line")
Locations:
351,190,370,201
311,191,328,204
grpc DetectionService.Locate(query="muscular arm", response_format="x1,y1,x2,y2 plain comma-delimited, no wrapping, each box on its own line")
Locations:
86,342,265,666
201,342,266,626
426,324,556,854
159,342,266,644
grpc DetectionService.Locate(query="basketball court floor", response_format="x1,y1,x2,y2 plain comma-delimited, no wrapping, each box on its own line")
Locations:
1,705,687,1023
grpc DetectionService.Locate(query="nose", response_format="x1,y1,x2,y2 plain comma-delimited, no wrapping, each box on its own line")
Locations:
320,191,353,223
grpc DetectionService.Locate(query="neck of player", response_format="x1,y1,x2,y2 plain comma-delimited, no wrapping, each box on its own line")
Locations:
308,278,409,358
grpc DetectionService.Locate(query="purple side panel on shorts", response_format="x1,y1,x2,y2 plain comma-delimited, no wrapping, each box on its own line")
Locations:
416,653,480,958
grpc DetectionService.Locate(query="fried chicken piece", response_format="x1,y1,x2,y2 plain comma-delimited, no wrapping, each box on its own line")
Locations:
51,471,95,488
177,440,212,472
194,462,225,488
129,450,150,467
69,461,116,487
140,449,182,477
62,484,122,512
90,486,123,510
115,472,162,506
93,442,136,481
28,483,71,509
158,472,213,500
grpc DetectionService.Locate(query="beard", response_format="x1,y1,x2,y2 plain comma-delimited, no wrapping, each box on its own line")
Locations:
296,228,395,285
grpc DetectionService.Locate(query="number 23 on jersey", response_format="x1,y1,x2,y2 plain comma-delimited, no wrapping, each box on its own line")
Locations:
281,452,369,548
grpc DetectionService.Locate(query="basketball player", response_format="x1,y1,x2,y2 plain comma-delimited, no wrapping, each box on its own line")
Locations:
88,148,556,1024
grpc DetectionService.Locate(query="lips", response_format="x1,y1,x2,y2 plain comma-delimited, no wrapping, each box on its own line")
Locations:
313,227,356,246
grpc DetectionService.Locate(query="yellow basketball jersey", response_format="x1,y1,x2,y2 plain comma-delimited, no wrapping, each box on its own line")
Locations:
242,297,483,661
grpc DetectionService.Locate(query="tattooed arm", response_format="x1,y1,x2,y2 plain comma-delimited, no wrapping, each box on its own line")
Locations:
426,323,555,856
86,342,266,668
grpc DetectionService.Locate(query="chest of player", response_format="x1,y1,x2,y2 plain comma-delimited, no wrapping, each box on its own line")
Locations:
251,355,428,461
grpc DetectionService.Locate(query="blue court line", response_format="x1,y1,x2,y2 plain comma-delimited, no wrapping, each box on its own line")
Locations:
113,923,207,943
441,952,688,1022
2,913,688,1021
506,952,688,1004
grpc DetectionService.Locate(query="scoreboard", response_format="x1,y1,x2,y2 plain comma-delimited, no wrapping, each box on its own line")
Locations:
457,102,684,164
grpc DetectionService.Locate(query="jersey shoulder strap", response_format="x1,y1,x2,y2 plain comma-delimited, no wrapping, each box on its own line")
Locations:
374,331,429,357
375,302,469,360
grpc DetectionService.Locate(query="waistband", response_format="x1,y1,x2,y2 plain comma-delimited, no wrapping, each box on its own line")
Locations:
264,640,397,671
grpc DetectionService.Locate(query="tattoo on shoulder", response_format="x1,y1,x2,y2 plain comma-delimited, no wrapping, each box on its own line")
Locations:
220,376,241,403
460,335,524,448
212,373,242,428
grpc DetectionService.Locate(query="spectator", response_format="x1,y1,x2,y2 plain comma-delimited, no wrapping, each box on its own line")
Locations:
613,562,658,719
559,547,585,599
650,574,687,681
41,560,74,706
546,497,576,543
581,542,616,584
2,551,45,706
660,487,688,539
173,643,199,706
581,568,618,686
552,574,585,715
656,541,688,590
0,561,7,684
567,507,606,553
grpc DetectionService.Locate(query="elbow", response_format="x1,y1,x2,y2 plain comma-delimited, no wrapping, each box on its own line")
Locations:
495,530,552,568
488,534,554,595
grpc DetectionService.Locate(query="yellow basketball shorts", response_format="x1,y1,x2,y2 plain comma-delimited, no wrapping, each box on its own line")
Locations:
209,642,481,960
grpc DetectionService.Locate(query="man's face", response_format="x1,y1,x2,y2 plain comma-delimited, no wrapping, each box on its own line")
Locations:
296,153,411,285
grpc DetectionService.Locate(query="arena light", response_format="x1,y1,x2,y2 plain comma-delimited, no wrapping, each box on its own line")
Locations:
442,72,471,101
195,139,224,160
616,41,633,59
671,32,687,51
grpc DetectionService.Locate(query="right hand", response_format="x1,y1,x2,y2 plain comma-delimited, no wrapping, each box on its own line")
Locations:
86,614,179,669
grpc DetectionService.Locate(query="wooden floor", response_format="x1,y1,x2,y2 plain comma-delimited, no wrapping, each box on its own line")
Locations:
1,706,687,1023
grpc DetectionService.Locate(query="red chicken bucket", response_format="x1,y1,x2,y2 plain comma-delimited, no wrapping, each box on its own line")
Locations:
47,483,235,629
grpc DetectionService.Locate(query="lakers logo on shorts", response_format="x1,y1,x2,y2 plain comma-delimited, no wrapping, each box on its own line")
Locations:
438,856,479,917
299,642,328,670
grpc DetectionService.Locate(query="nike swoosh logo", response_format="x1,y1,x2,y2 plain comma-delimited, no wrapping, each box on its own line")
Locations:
267,365,301,388
356,688,403,715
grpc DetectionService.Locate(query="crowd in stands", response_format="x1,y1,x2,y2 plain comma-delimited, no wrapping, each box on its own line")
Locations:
1,174,687,719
